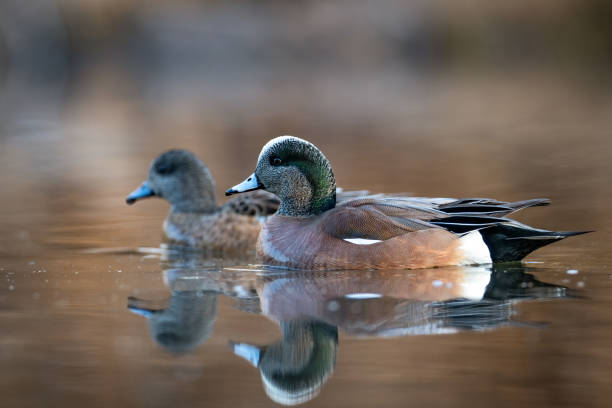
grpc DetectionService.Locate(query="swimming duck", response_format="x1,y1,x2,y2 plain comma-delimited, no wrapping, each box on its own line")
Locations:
226,136,588,270
126,149,279,252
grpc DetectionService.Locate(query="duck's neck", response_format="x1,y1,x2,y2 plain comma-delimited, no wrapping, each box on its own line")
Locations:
171,195,217,214
170,172,218,214
278,161,336,217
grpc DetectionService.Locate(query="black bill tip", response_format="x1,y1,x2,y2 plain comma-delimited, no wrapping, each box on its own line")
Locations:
126,181,155,205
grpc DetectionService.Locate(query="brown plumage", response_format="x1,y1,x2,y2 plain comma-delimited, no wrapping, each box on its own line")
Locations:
163,207,263,252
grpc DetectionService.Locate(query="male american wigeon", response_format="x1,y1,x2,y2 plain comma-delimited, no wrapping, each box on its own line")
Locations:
226,136,588,270
126,149,279,252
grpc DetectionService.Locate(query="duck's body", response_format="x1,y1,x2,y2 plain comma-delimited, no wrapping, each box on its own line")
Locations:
258,211,468,270
227,136,588,271
127,150,278,252
163,195,270,252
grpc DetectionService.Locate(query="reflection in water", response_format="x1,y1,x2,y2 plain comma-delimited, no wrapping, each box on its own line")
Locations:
128,266,221,353
126,249,265,353
226,264,569,405
232,321,338,406
236,265,568,337
129,261,571,404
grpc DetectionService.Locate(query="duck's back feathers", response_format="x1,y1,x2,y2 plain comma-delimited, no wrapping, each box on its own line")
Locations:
322,205,436,241
339,196,446,221
222,190,280,217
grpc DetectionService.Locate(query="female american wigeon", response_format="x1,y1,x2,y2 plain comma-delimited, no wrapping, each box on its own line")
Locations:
226,136,587,270
126,149,279,252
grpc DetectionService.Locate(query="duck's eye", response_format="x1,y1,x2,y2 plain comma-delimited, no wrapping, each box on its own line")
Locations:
155,161,176,175
270,156,282,166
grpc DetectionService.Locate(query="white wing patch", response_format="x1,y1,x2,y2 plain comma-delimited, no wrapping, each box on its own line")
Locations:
343,238,383,245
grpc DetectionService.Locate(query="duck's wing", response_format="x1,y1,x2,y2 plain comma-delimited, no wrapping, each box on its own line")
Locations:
334,196,558,237
330,196,588,262
222,190,280,217
331,196,506,239
325,201,444,241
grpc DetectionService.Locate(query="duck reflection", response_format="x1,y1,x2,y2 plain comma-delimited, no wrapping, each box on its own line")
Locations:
128,261,571,404
231,320,338,406
127,248,263,352
228,264,570,405
128,267,223,354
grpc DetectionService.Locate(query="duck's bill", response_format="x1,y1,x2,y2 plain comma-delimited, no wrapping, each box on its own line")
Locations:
225,173,263,196
229,341,262,367
126,181,155,204
127,305,158,318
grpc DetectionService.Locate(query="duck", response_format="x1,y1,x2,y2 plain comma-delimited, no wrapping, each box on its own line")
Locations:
126,149,279,252
226,135,588,270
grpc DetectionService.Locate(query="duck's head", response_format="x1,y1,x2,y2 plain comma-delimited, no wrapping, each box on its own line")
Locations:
226,136,336,217
129,290,218,354
231,320,338,406
126,149,217,213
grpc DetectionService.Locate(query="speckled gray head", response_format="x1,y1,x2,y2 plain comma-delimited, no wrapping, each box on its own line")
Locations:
126,149,217,213
226,136,336,217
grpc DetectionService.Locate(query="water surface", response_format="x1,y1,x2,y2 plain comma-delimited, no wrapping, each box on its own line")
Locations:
1,69,612,407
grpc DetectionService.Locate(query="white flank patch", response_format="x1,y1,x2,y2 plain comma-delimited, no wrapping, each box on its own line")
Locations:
459,266,492,300
458,231,492,265
344,293,383,299
567,269,579,275
344,238,383,245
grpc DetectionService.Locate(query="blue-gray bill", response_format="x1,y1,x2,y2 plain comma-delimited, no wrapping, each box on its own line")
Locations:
226,173,263,196
126,181,155,204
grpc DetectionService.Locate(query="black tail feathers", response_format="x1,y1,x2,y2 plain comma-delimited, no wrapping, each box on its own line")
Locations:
479,223,591,262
